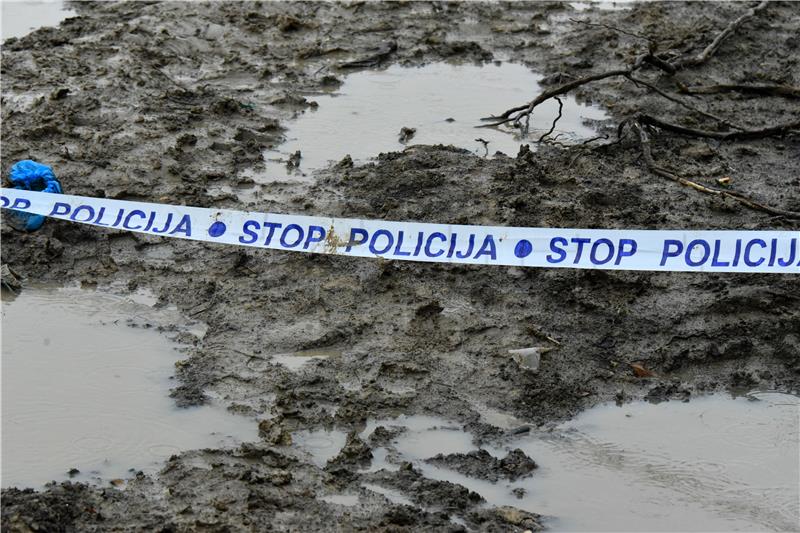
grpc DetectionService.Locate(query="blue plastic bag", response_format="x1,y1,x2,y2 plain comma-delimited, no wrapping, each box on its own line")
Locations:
4,160,62,231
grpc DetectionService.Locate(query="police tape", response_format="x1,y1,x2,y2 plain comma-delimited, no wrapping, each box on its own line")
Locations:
2,188,798,273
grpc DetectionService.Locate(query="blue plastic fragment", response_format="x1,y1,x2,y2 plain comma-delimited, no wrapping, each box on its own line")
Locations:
5,160,62,231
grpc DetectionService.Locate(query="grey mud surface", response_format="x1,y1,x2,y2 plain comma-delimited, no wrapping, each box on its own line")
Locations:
2,1,799,531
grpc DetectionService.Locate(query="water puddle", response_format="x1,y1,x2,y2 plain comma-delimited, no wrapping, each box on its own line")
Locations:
514,392,800,531
570,1,636,11
270,348,339,372
1,286,258,488
292,428,348,468
362,483,416,507
1,1,77,41
320,493,360,507
260,62,607,184
357,393,799,531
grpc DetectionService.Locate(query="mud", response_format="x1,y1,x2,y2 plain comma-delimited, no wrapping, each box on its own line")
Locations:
427,450,537,483
1,1,799,531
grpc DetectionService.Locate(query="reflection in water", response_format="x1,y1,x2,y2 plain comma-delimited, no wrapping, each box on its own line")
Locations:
261,62,608,183
1,287,258,488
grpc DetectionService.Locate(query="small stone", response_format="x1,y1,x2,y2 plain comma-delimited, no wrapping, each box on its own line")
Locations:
50,87,70,100
320,75,342,87
286,150,302,169
508,346,553,373
67,468,80,478
398,127,416,143
327,430,372,468
336,154,354,169
495,506,541,529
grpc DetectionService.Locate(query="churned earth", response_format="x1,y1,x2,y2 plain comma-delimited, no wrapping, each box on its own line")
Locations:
2,1,799,531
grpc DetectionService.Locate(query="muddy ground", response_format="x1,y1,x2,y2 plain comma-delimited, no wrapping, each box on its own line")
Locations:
2,1,799,531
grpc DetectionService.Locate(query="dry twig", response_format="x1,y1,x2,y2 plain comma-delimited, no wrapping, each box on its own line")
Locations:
632,122,800,219
538,96,564,142
482,1,770,128
626,74,744,130
637,114,800,141
677,83,800,98
481,1,799,219
668,1,768,70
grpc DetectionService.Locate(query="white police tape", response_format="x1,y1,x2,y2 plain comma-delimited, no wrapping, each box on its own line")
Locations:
2,188,798,273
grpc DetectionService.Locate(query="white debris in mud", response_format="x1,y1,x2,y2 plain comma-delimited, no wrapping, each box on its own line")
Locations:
320,493,360,507
270,349,339,372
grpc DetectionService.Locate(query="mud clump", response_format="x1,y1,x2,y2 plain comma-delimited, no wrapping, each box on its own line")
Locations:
326,431,372,469
258,417,293,446
399,126,417,143
369,425,407,446
1,484,104,532
427,448,538,482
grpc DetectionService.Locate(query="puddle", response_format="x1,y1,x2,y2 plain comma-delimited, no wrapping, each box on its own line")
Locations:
292,428,348,468
362,483,416,507
358,393,799,531
470,400,526,430
513,391,800,531
1,1,77,41
1,286,258,488
261,62,607,183
320,493,360,507
360,446,398,474
271,349,339,372
570,1,637,11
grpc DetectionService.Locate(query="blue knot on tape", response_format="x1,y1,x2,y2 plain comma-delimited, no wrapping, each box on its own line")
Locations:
6,160,62,231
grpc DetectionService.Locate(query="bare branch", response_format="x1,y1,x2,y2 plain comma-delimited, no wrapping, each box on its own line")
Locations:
678,83,800,99
479,68,630,127
643,54,677,75
638,114,800,140
669,1,768,70
538,96,564,142
626,74,744,130
632,122,800,219
483,1,771,130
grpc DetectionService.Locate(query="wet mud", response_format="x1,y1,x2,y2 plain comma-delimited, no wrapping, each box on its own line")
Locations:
2,1,799,531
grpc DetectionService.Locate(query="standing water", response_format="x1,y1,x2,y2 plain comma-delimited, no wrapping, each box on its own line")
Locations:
1,287,258,488
342,393,799,531
261,62,607,183
1,1,77,41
